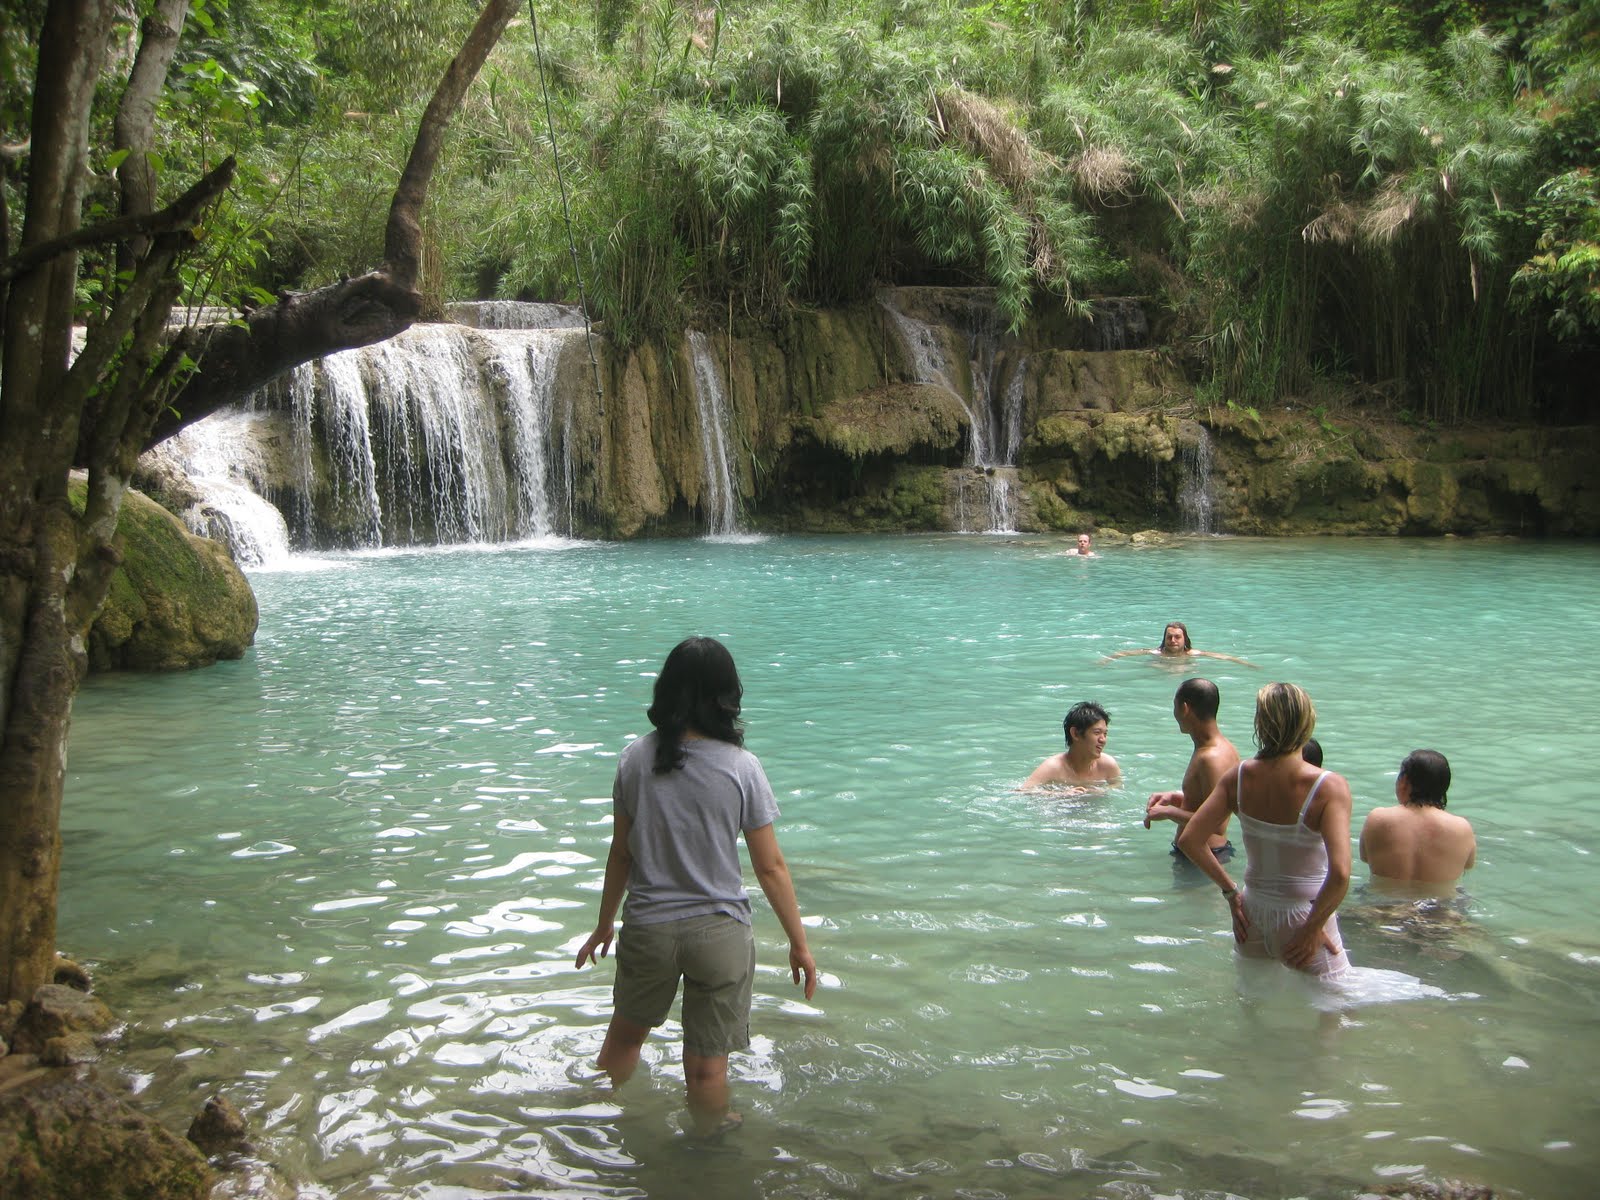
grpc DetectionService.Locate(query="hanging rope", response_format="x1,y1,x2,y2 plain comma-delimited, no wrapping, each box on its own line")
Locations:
528,0,604,417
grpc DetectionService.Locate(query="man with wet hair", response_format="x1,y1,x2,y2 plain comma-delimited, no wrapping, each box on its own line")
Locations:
1022,701,1121,790
1144,678,1241,860
1359,750,1476,886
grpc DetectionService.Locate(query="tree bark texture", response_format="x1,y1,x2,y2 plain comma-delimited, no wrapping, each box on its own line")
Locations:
1,0,519,1005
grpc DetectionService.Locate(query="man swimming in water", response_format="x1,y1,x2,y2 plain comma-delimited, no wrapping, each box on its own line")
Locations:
1074,533,1096,556
1102,621,1257,667
1022,701,1121,790
1144,678,1241,859
1359,750,1476,886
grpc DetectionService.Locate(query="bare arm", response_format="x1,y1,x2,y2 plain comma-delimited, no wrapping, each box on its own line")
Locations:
745,823,818,1000
1176,773,1249,941
1282,778,1353,967
1191,650,1259,668
1100,648,1155,663
1020,756,1062,790
1145,789,1187,827
575,813,633,968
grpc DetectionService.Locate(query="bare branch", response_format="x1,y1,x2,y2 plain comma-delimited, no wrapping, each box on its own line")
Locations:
383,0,520,284
1,157,236,284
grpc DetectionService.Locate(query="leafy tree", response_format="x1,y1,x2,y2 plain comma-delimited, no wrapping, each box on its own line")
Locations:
0,0,520,1007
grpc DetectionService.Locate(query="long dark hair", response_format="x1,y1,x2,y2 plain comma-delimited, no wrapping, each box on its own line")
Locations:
647,636,745,772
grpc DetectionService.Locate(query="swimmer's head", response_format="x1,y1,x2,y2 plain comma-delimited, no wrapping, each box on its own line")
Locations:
1064,701,1110,751
1301,738,1324,767
1253,682,1315,758
1174,677,1220,722
1161,622,1192,654
1398,749,1451,808
1076,533,1092,554
648,637,745,768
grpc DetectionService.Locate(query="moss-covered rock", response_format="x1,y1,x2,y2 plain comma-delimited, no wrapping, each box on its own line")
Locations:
0,1069,214,1200
73,483,258,671
811,383,967,458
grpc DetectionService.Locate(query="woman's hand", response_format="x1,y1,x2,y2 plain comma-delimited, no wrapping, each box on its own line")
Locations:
790,943,818,1000
1282,920,1339,970
574,924,614,969
1227,891,1250,944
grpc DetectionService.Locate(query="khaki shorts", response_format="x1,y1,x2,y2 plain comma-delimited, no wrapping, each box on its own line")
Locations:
615,913,755,1057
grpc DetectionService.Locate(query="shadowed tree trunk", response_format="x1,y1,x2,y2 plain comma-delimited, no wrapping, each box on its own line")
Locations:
0,0,520,1006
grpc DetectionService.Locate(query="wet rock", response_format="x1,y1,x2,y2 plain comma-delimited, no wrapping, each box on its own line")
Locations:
12,985,114,1055
53,956,92,992
74,480,259,672
0,1069,213,1200
187,1093,251,1156
39,1032,100,1067
0,999,23,1045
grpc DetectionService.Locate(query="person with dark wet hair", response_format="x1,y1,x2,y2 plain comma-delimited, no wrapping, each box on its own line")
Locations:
576,637,817,1139
1102,622,1257,667
1359,750,1476,886
1145,678,1241,860
1301,738,1323,767
1022,700,1121,790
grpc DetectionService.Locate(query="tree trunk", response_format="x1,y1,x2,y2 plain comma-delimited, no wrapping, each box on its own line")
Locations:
0,0,519,1006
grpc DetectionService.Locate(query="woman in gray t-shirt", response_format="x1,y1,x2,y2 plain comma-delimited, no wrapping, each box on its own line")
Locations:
575,636,817,1138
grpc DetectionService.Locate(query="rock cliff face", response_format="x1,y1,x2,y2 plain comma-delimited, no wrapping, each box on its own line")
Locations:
142,288,1600,550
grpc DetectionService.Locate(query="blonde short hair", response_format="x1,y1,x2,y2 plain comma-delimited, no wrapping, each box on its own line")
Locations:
1254,682,1316,758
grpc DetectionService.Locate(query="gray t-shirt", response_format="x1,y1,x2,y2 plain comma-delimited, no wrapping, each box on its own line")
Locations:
613,731,780,926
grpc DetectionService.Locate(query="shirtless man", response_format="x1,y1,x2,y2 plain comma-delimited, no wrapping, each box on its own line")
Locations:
1074,533,1096,556
1102,621,1257,667
1022,701,1121,790
1359,750,1476,885
1144,678,1241,859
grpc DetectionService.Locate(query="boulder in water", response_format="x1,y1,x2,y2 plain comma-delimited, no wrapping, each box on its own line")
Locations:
74,482,259,672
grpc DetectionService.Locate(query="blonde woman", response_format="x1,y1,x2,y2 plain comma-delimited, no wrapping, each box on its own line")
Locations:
1177,682,1352,978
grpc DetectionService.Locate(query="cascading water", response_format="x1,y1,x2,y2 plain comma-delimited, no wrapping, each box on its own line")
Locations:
881,294,1023,533
1177,424,1219,535
143,317,580,558
141,411,292,567
687,331,740,537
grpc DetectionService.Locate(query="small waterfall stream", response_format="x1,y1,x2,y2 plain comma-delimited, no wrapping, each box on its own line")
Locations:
687,331,740,537
1177,424,1219,534
881,295,1022,533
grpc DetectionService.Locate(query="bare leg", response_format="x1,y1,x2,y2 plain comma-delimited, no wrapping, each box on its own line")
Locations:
596,1014,650,1087
682,1051,733,1135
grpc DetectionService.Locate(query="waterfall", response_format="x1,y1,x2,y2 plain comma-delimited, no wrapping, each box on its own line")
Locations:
143,411,292,567
687,331,739,537
882,293,1026,533
142,320,579,554
1177,425,1218,535
444,301,587,330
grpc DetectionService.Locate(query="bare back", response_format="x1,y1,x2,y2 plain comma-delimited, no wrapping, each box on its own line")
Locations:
1360,805,1476,884
1183,735,1239,847
1235,755,1339,830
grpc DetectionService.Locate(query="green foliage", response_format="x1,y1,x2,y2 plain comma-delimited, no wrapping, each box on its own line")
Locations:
17,0,1589,411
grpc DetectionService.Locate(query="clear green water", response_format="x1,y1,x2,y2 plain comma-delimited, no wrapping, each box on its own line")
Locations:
62,535,1600,1199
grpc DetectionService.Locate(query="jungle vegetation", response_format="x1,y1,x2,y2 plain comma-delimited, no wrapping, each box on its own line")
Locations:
8,0,1591,425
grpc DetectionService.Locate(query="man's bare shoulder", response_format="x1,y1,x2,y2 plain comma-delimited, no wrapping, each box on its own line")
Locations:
1022,753,1072,789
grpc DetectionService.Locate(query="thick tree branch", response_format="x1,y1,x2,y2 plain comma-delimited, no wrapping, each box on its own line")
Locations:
115,0,190,271
384,0,520,283
147,0,521,446
145,269,424,446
